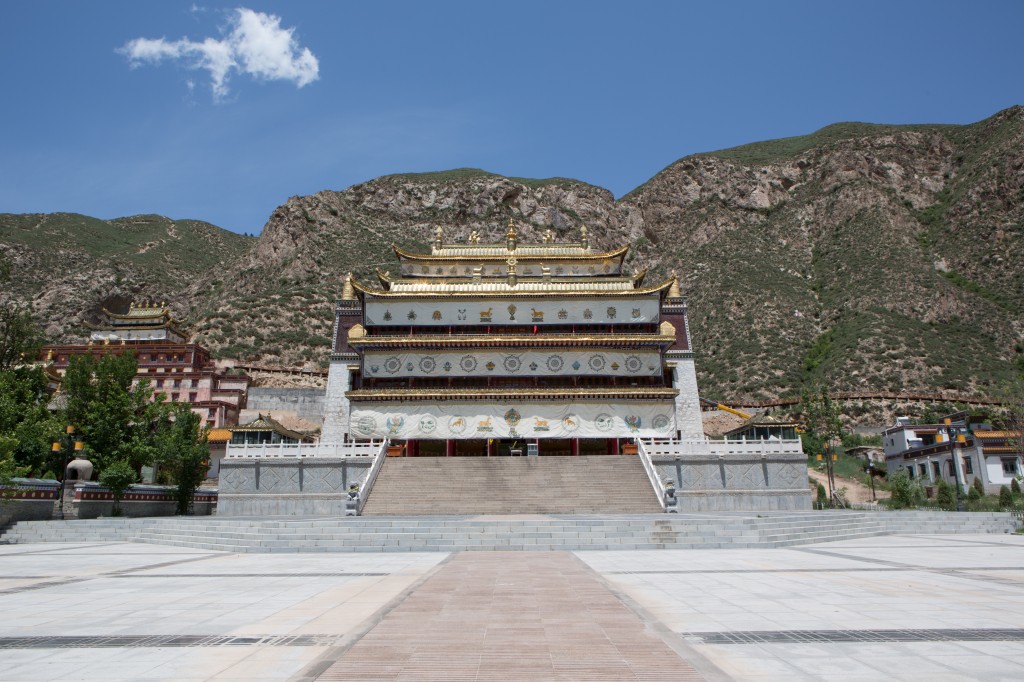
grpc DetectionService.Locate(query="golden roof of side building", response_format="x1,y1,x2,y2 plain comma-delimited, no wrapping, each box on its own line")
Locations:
103,302,174,321
972,430,1022,440
229,413,307,441
206,428,232,443
351,275,677,298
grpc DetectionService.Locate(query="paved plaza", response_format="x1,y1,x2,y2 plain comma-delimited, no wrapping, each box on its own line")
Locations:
0,533,1022,680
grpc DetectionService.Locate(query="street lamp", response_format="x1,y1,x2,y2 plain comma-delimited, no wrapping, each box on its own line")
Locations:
51,425,83,521
944,425,966,512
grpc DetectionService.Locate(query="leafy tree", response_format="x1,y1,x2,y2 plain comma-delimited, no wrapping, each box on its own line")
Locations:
0,367,63,476
98,459,136,516
0,304,44,372
967,484,982,503
62,352,157,473
153,403,209,515
800,384,843,500
0,435,30,500
972,477,985,497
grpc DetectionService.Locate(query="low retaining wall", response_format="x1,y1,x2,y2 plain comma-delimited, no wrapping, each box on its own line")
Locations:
0,479,216,524
654,452,811,511
217,458,372,516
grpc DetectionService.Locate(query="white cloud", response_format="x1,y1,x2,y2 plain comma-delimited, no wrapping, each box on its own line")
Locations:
120,8,319,100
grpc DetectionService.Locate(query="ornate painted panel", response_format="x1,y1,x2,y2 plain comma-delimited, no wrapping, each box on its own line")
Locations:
363,349,663,378
349,401,676,439
364,297,660,326
399,258,622,278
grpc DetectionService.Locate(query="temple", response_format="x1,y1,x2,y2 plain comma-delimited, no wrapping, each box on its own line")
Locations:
320,221,704,454
40,303,249,429
219,222,808,515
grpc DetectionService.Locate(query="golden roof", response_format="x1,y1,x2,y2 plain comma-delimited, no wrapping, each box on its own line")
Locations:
351,275,676,299
973,430,1021,440
393,243,628,262
207,428,232,443
103,302,174,321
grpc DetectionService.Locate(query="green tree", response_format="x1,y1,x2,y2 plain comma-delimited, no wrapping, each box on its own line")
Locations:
0,367,63,476
153,403,209,515
972,477,985,497
98,459,136,516
800,384,843,501
0,435,30,500
62,352,157,473
815,482,828,509
0,305,44,371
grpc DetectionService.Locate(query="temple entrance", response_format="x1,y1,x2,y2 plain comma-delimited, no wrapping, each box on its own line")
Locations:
393,438,628,456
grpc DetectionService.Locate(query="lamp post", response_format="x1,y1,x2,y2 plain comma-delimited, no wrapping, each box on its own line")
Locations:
51,425,83,521
945,425,966,512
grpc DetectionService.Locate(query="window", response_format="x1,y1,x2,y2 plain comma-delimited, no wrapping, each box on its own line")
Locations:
964,457,973,475
173,379,181,389
907,466,915,479
1002,458,1019,476
189,392,197,402
918,463,927,478
947,460,955,477
932,461,941,479
155,379,164,388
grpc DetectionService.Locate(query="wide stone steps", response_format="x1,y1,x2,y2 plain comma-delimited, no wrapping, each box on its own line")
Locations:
360,456,663,515
5,511,1015,552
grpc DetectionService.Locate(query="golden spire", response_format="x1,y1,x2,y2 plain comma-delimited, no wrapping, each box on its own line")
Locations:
668,270,681,298
342,272,356,300
506,218,518,252
506,256,518,287
580,224,589,250
433,225,443,251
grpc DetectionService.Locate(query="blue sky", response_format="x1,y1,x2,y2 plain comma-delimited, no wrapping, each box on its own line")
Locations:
1,1,1022,235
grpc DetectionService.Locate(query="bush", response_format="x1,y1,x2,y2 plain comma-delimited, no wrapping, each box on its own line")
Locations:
815,482,828,509
999,485,1014,510
967,485,982,502
889,470,924,509
98,460,137,516
1013,479,1021,496
973,477,985,496
935,479,956,511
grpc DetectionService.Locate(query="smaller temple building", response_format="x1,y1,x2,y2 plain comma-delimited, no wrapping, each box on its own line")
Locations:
884,412,1023,493
40,302,249,429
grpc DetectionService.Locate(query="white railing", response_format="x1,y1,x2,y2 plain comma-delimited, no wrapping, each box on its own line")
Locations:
224,440,386,459
640,437,802,458
634,438,666,511
357,439,390,514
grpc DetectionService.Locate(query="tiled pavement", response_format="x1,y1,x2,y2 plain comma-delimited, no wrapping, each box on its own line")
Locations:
0,534,1022,680
311,552,706,681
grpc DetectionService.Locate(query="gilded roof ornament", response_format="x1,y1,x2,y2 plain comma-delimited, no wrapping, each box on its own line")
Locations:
580,225,589,250
506,218,518,252
433,225,443,251
342,272,356,300
468,230,480,244
668,270,681,298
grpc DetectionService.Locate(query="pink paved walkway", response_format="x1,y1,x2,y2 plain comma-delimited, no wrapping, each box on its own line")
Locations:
316,551,705,681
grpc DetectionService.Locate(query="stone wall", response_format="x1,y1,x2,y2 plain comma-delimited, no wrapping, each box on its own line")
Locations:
320,356,354,442
670,355,704,439
0,479,216,523
654,452,811,511
244,387,326,426
218,457,371,516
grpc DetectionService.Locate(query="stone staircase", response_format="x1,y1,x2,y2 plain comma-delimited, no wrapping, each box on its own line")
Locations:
2,511,1017,553
360,456,663,515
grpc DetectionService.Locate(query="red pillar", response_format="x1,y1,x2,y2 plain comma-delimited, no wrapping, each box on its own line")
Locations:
487,439,495,457
446,439,455,457
571,438,579,456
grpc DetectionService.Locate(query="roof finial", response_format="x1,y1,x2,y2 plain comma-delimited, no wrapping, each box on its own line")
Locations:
669,270,681,298
580,224,589,250
342,272,355,300
433,225,443,251
506,218,518,252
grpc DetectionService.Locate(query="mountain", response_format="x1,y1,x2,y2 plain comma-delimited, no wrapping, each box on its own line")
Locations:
3,107,1022,404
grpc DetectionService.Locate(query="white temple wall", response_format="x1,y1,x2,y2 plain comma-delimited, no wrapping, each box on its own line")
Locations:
320,358,352,443
672,356,704,439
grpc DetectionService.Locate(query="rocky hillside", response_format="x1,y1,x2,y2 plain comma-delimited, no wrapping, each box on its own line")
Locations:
3,107,1022,402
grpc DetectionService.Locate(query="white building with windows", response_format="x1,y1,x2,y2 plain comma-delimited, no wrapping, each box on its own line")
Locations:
883,411,1022,493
